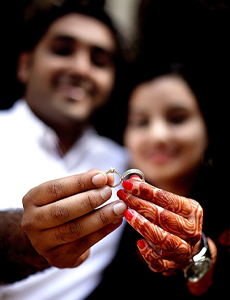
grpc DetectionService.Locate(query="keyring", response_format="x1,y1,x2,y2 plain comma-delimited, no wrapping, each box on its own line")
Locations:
106,166,145,188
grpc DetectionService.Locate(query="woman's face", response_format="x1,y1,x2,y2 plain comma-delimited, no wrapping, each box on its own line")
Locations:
124,75,209,189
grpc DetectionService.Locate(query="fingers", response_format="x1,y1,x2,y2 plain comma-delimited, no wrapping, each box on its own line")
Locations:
21,170,127,269
26,201,127,253
25,185,113,230
22,169,116,230
117,189,200,243
137,239,178,273
117,178,203,273
23,169,110,207
118,180,203,245
121,180,203,220
45,220,123,268
124,209,192,263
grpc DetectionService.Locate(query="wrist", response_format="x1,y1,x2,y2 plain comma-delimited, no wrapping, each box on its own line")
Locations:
184,232,212,282
184,234,217,296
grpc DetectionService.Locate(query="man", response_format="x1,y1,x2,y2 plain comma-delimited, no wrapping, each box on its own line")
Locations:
0,1,128,299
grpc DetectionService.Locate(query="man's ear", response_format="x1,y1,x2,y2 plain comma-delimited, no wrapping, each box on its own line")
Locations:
17,52,32,84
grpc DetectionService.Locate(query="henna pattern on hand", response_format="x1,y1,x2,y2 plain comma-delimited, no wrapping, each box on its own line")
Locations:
118,181,203,273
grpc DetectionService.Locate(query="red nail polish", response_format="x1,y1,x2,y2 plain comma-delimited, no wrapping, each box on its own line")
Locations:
124,209,135,221
137,239,147,250
122,180,134,190
130,175,141,180
117,189,128,200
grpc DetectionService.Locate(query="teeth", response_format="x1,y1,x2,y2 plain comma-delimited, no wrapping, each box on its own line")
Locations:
69,86,86,101
57,75,88,101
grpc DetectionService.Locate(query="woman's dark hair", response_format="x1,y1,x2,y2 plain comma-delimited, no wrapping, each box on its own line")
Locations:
124,56,230,235
124,0,230,239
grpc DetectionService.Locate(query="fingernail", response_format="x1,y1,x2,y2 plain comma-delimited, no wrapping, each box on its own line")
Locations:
113,202,127,216
130,175,141,180
100,186,111,201
92,173,105,186
117,189,128,200
137,239,147,250
124,209,135,221
112,219,122,225
122,180,134,190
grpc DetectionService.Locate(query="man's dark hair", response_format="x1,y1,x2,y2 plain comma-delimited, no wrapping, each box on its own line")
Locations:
22,0,115,52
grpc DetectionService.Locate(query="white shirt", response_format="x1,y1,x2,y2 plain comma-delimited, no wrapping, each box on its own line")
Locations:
0,100,129,300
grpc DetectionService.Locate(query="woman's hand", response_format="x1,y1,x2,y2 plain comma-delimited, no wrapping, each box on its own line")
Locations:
22,169,127,269
117,177,203,274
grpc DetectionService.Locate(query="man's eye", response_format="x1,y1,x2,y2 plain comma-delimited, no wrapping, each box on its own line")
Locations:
51,45,73,56
92,48,114,67
50,38,74,56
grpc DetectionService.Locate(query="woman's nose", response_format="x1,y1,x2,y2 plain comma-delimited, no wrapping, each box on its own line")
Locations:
149,119,171,142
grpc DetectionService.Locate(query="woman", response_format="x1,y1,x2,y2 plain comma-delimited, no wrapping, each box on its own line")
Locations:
114,62,230,298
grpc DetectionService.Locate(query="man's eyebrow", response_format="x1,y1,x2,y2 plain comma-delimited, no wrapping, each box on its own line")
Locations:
51,34,75,42
51,34,116,54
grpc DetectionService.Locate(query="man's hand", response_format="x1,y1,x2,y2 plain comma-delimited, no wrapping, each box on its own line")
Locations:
0,210,50,284
22,169,127,269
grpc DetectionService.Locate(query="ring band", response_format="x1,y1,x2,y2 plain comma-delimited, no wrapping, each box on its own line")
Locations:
106,167,145,188
122,168,145,182
106,167,122,188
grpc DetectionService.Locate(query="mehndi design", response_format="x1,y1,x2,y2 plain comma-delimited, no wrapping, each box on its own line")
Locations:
118,180,203,273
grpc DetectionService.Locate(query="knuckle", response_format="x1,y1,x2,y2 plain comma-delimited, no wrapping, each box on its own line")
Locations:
149,260,165,273
68,221,82,239
75,236,90,251
47,180,64,199
22,189,37,208
190,231,202,246
98,210,109,225
48,244,90,268
53,230,66,244
34,210,46,223
22,193,30,208
21,213,40,234
22,184,45,207
47,250,62,268
50,202,70,222
75,177,87,192
82,192,100,210
53,222,82,243
21,217,32,233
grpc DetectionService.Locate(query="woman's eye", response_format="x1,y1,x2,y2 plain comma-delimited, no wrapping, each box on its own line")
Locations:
127,117,149,128
168,113,188,124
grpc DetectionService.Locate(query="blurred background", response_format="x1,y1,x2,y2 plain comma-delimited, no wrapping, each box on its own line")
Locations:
1,0,230,113
105,0,141,40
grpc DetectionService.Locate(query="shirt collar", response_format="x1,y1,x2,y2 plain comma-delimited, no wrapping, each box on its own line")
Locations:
18,99,99,169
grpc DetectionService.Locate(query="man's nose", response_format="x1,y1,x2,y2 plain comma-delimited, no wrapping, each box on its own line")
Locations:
71,50,91,76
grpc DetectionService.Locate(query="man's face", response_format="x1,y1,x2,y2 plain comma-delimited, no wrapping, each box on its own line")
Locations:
17,13,117,129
